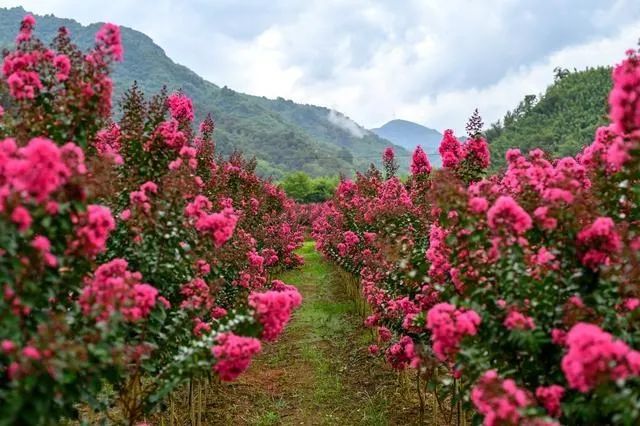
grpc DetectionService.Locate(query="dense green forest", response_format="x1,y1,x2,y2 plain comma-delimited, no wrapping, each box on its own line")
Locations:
486,66,612,169
279,173,338,203
0,7,407,179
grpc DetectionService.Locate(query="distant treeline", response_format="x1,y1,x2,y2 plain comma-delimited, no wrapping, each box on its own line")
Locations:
486,66,612,169
278,172,338,203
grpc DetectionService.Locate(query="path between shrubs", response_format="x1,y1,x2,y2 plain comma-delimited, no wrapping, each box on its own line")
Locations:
205,240,422,425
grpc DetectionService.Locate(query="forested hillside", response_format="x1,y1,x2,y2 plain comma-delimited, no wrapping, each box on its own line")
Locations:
486,66,612,168
0,6,406,178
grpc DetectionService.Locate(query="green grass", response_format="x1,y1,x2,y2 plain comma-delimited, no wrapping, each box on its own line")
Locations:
201,240,421,425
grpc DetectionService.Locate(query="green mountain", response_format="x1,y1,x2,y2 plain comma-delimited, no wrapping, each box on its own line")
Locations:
371,119,443,166
485,66,612,169
0,6,407,178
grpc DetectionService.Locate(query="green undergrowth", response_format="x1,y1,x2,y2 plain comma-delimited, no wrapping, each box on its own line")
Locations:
195,241,422,425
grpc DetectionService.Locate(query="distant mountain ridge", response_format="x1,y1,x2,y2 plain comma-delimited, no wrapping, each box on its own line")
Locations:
0,6,408,178
371,119,443,167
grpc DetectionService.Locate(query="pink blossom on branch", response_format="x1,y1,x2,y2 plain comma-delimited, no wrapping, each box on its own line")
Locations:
439,129,464,168
167,92,194,122
249,287,302,341
195,208,238,247
79,259,160,322
504,310,536,331
561,322,640,392
487,196,532,235
463,137,491,169
211,332,262,381
471,370,532,426
93,123,123,164
535,385,564,418
609,49,640,135
94,23,123,62
382,147,394,163
410,145,431,176
426,303,481,362
72,205,116,257
576,217,622,270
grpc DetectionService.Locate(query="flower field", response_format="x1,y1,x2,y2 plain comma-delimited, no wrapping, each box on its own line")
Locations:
0,15,304,425
2,10,640,426
313,51,640,425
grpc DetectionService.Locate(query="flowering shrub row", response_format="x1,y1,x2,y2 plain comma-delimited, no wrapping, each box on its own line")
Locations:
0,16,303,424
313,48,640,424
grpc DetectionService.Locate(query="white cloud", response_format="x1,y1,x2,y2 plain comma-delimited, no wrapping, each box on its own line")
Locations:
327,110,367,138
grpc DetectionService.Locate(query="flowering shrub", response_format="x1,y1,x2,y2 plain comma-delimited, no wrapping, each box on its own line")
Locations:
0,16,302,424
314,47,640,424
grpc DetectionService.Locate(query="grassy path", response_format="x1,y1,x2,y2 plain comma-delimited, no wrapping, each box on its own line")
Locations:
206,241,421,425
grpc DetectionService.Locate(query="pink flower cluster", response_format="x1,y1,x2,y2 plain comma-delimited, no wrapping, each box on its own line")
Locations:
211,332,262,381
410,145,431,176
53,54,71,82
0,137,84,205
382,146,394,163
385,335,419,369
79,259,160,322
438,130,490,170
185,195,213,219
16,14,35,43
128,181,158,215
504,310,536,331
249,286,302,341
180,278,214,311
580,124,629,172
72,205,116,257
426,225,451,283
31,235,57,267
152,120,187,151
167,92,194,122
464,136,491,169
195,208,238,248
471,370,532,426
535,385,564,418
2,49,43,100
561,323,640,392
426,303,481,362
439,129,464,168
576,217,622,270
487,196,532,235
609,49,640,135
343,230,359,246
94,23,123,62
94,123,123,164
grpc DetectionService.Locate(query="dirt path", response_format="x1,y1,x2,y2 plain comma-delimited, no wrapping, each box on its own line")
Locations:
205,241,422,425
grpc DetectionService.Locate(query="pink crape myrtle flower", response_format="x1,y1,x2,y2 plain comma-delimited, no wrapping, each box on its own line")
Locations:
167,92,194,122
561,322,640,392
211,332,262,381
410,145,431,176
504,310,536,331
439,129,464,168
487,196,532,235
577,217,622,270
385,335,419,370
471,370,532,426
195,208,238,247
249,286,302,341
426,303,481,362
79,259,160,322
95,23,123,61
535,385,564,418
72,205,116,256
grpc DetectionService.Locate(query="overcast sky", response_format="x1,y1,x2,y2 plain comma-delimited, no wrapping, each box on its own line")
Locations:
3,0,640,132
